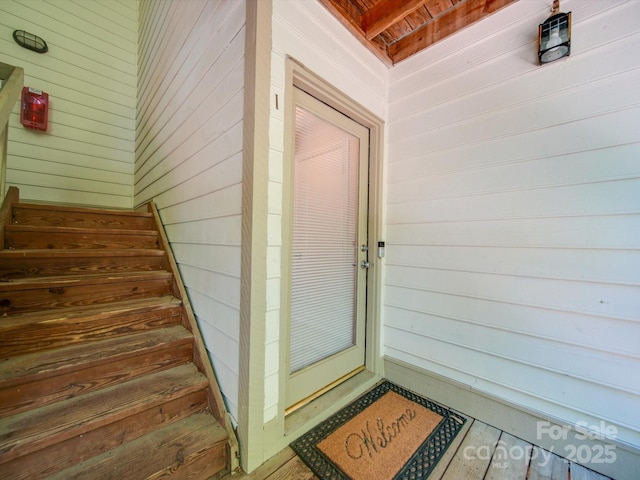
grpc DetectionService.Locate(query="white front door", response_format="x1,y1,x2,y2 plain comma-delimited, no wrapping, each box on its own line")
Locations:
286,86,370,410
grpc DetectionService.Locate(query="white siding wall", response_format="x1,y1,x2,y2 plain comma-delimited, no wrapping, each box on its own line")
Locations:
267,0,388,421
386,0,640,449
136,0,246,422
0,0,137,208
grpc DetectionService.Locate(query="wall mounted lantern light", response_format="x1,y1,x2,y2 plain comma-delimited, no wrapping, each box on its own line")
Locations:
13,30,48,54
538,0,571,64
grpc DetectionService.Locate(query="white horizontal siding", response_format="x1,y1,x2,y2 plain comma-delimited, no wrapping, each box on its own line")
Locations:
0,0,136,207
386,0,640,452
386,215,640,249
387,245,640,289
267,0,388,423
136,0,245,422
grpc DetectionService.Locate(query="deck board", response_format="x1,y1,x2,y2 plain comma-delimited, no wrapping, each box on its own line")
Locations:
528,446,569,480
483,432,530,480
427,412,473,480
571,462,611,480
224,418,614,480
441,420,501,480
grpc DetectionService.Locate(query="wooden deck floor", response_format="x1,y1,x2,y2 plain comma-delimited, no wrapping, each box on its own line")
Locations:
223,417,612,480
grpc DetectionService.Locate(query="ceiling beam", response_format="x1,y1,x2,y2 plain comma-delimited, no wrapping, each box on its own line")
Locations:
362,0,430,40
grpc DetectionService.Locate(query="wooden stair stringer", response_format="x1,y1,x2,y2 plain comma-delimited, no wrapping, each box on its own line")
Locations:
148,200,241,474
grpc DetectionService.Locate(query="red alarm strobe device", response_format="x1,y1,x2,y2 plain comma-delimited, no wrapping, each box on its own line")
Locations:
20,87,49,131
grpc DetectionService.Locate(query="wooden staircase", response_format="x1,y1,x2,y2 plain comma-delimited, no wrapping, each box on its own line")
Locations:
0,187,239,479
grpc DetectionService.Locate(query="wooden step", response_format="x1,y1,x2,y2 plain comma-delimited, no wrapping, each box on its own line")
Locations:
0,271,174,314
0,326,194,418
45,413,228,480
12,203,154,230
0,297,184,357
0,248,167,280
0,403,218,480
0,364,209,468
0,192,235,478
4,224,159,250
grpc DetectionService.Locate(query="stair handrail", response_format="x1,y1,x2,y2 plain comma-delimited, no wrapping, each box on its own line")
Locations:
0,62,24,196
148,201,241,474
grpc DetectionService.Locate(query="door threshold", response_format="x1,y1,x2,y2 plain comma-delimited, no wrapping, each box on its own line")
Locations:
285,368,378,434
285,366,365,416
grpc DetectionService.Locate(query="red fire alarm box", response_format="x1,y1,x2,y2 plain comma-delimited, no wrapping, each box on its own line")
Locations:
20,87,49,131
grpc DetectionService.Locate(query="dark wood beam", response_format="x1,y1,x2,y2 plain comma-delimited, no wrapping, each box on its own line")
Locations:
388,0,519,64
362,0,430,40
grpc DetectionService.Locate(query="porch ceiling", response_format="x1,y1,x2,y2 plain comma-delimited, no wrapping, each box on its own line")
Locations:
317,0,520,65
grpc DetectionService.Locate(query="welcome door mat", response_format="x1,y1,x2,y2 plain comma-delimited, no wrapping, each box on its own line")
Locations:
291,381,466,480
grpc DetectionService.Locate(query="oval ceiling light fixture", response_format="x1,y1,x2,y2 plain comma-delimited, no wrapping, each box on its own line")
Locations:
13,30,48,54
538,0,571,65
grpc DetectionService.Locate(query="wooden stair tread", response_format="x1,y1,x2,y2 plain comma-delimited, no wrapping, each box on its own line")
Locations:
0,364,208,463
12,203,154,231
13,202,153,218
2,392,213,480
0,248,165,258
0,273,175,315
0,270,173,291
0,297,184,357
4,225,160,250
45,413,228,480
0,249,168,281
5,224,159,236
0,325,193,385
0,326,194,418
0,296,182,325
2,391,212,479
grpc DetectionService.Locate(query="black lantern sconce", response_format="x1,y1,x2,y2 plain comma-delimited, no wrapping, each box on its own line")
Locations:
13,30,48,54
538,0,571,64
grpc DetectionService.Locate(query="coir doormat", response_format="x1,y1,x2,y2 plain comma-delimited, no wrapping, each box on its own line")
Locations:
291,381,466,480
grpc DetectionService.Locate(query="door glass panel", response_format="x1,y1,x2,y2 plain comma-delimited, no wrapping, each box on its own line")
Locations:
289,106,360,373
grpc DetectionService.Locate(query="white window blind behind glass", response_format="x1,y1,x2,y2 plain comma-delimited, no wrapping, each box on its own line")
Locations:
289,106,359,373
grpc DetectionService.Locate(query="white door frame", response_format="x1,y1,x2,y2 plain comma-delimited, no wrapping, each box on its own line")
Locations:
273,57,385,445
285,85,370,411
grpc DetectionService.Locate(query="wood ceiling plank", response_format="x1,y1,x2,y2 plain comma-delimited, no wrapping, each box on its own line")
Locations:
350,0,375,12
388,0,519,64
362,0,430,40
320,0,364,32
319,0,392,66
404,6,433,30
425,0,454,17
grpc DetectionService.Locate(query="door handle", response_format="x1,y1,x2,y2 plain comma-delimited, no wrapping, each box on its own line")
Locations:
360,260,372,269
